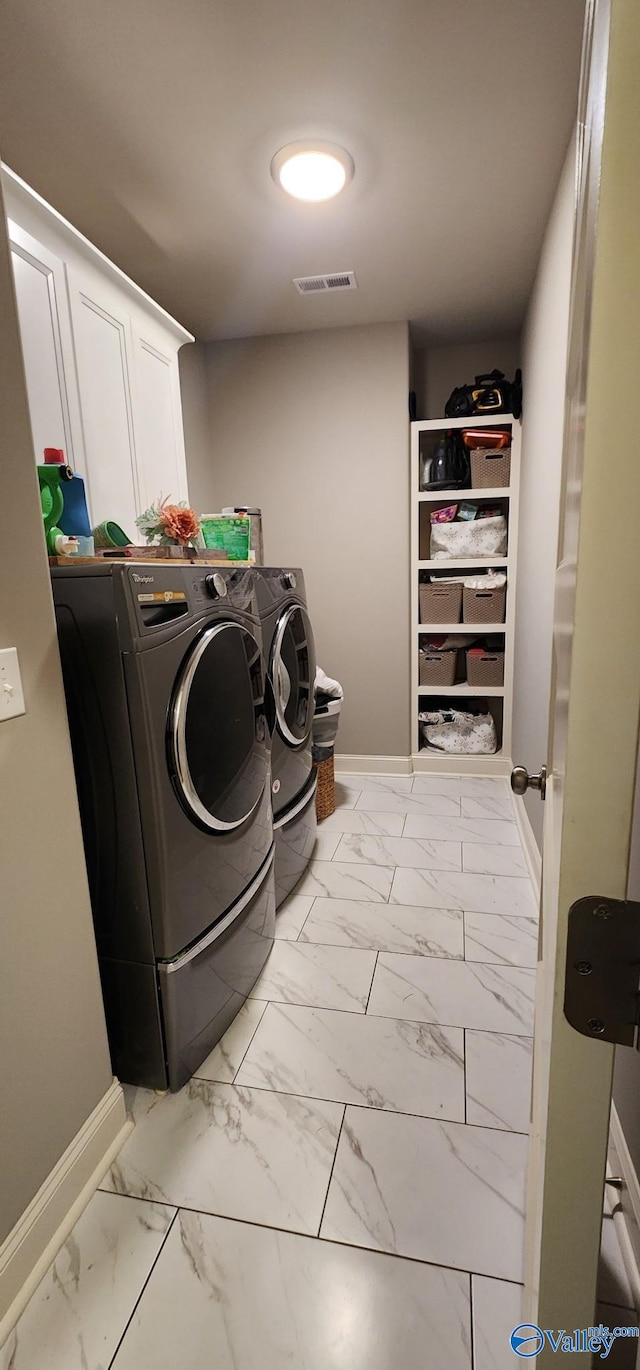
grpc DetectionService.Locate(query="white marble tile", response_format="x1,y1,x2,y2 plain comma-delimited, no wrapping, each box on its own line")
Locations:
318,808,406,836
463,842,528,878
337,773,415,794
274,892,315,939
236,1002,465,1120
355,790,461,816
320,1106,527,1280
403,814,521,845
102,1080,343,1236
412,777,510,799
248,940,377,1011
300,897,463,958
367,955,535,1036
193,999,267,1082
295,858,394,902
471,1275,524,1370
464,913,538,967
0,1192,174,1370
111,1211,473,1370
333,782,360,809
466,1032,533,1132
461,794,515,820
312,830,342,861
390,866,537,917
333,832,462,871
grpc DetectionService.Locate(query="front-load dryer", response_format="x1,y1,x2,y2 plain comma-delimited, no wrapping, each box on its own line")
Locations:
255,568,317,907
51,562,275,1091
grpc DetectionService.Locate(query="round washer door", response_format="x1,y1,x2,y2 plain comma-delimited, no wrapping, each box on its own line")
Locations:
169,622,269,832
271,604,315,748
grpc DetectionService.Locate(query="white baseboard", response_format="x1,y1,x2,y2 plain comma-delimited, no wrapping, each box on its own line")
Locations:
335,754,413,776
0,1080,131,1343
608,1102,640,1311
512,793,542,902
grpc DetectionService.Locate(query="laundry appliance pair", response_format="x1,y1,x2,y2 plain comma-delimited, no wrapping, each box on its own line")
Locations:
51,560,316,1093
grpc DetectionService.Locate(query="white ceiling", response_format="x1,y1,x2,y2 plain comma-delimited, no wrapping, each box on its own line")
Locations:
0,0,585,343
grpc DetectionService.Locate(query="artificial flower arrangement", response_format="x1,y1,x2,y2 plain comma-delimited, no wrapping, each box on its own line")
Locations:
136,495,201,548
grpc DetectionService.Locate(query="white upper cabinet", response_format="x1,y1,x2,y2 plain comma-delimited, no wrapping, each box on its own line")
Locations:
130,322,189,513
4,165,194,536
67,267,141,539
9,224,85,474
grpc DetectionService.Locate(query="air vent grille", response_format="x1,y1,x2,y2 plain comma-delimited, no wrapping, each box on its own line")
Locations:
294,271,357,295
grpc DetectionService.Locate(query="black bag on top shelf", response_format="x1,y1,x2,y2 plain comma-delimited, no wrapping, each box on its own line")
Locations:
444,368,522,420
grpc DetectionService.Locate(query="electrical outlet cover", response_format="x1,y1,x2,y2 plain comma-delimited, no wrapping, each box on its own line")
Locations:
0,648,26,720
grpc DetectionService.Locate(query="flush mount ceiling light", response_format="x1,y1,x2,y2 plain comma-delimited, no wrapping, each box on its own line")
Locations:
271,141,354,202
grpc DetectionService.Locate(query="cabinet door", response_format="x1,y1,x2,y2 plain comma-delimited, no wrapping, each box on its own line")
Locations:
67,267,141,540
8,222,85,476
130,323,190,511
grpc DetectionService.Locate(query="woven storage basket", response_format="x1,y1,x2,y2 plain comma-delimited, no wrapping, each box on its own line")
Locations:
419,650,457,687
419,582,462,624
462,584,506,624
314,753,336,821
466,650,505,687
470,446,511,489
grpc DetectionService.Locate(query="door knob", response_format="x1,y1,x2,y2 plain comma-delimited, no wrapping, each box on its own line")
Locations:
511,764,547,800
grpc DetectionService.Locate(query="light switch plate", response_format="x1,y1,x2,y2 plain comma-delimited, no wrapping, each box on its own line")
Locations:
0,648,26,720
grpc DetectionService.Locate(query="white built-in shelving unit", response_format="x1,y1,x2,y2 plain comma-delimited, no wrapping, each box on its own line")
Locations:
410,413,521,776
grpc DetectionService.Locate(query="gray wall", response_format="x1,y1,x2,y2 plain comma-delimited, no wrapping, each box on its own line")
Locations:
413,337,521,420
187,322,411,758
0,177,113,1243
512,139,576,847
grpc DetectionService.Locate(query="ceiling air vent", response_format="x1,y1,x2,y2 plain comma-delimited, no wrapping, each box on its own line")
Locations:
294,271,357,295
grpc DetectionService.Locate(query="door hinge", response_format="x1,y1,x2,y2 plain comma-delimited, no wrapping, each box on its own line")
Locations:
564,896,640,1046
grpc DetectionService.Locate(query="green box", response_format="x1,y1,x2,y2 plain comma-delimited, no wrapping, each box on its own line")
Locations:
200,515,250,561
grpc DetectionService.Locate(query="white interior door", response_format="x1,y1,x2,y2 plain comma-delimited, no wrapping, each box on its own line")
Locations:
518,0,640,1358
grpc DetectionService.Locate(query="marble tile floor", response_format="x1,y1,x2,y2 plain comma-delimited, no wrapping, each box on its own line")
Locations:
1,774,631,1369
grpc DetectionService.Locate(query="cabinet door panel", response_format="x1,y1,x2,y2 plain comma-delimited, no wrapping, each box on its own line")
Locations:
132,330,189,510
69,274,140,539
8,226,84,476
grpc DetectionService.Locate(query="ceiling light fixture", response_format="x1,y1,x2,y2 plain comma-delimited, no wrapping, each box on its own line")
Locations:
271,141,354,202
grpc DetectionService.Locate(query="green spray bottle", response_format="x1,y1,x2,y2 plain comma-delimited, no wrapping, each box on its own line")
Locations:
37,456,75,555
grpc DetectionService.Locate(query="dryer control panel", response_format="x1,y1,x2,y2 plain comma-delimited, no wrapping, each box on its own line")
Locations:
124,564,256,635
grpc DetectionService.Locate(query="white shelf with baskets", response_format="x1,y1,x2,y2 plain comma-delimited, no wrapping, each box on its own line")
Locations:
410,413,521,776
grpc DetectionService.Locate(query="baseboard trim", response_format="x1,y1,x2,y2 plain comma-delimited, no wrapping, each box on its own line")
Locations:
512,794,542,902
608,1102,640,1310
335,754,413,776
0,1079,131,1342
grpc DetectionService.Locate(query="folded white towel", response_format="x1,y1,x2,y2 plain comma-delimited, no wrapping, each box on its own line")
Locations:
315,666,343,699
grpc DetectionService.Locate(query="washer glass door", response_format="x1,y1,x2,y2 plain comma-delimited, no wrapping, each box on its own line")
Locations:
170,622,268,831
271,605,315,748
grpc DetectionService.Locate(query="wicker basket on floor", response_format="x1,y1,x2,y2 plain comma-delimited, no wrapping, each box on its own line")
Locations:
314,752,336,821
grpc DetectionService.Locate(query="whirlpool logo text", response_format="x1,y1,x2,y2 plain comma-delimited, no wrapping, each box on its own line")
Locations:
511,1323,639,1359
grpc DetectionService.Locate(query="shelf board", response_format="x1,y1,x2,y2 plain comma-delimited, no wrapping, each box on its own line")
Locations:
418,623,506,634
418,683,505,696
418,558,509,571
418,487,510,502
411,415,516,433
